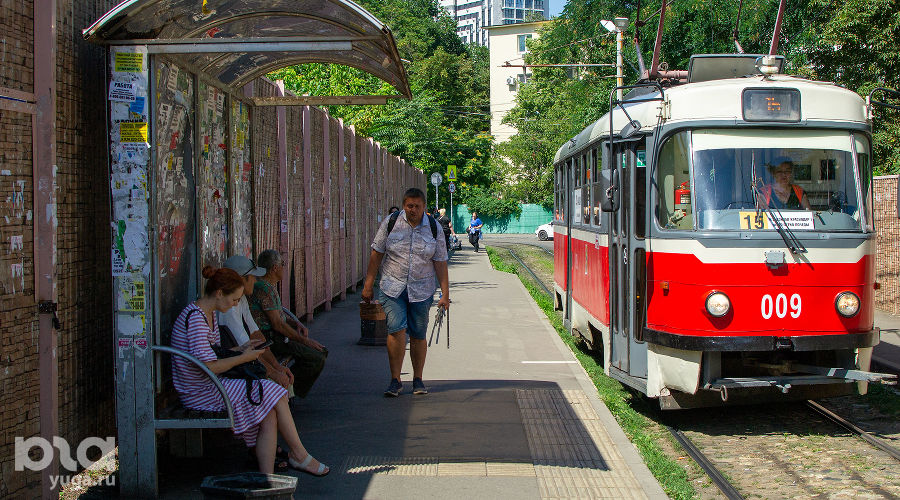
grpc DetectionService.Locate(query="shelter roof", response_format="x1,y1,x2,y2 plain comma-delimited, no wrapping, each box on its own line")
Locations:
83,0,411,97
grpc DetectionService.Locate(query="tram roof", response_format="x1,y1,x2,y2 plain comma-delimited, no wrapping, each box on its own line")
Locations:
554,75,867,164
83,0,411,97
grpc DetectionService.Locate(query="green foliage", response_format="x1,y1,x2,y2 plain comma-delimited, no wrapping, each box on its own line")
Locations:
501,0,900,176
269,0,493,202
460,185,521,220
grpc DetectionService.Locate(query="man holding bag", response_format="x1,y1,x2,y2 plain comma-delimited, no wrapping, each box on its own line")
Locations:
362,188,450,397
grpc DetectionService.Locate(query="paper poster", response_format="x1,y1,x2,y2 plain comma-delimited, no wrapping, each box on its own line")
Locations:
118,338,132,359
117,275,146,311
117,314,146,336
115,52,144,72
129,97,145,115
120,122,148,143
109,81,137,102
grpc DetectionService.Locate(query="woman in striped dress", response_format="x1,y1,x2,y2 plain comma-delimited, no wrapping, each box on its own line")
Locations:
171,266,329,476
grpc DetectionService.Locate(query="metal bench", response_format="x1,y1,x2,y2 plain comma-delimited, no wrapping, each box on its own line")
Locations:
152,345,235,430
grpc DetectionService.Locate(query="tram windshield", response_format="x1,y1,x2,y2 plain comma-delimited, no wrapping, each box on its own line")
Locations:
656,129,872,232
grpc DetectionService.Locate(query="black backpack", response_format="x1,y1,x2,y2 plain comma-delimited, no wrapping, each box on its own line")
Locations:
387,211,438,239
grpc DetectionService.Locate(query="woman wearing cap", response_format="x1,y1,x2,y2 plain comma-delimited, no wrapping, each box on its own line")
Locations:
759,158,811,210
218,255,294,390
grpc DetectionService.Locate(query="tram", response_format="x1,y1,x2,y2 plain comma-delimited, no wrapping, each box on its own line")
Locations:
552,54,898,408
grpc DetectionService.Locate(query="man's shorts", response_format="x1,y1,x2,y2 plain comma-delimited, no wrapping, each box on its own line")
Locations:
378,289,434,340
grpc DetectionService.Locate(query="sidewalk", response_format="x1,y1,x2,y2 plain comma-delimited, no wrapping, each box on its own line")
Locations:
150,249,667,499
874,310,900,374
288,249,666,499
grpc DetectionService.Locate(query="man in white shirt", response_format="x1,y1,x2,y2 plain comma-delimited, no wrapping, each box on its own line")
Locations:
219,255,294,389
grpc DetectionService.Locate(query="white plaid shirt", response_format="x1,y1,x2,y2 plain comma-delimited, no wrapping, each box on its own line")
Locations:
371,211,448,303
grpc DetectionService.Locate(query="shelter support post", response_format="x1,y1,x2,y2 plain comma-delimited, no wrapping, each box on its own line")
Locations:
105,45,155,498
34,0,59,497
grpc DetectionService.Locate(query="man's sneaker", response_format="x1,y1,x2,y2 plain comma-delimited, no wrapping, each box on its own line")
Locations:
384,378,402,397
412,378,428,395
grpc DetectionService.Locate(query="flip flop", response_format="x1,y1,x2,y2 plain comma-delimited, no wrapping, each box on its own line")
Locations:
288,454,329,477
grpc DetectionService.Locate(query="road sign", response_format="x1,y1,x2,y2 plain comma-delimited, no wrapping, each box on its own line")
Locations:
430,172,442,186
448,182,456,193
446,165,457,181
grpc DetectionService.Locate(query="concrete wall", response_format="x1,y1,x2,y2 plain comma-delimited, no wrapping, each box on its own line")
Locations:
875,175,899,315
453,203,552,234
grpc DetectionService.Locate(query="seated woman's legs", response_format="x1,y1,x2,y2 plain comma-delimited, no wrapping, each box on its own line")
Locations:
273,395,329,474
254,408,278,474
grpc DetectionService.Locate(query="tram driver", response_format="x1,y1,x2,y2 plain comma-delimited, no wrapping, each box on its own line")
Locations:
758,158,811,210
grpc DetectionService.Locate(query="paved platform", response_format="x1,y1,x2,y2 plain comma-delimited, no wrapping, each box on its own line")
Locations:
282,248,665,500
148,247,665,499
874,310,900,374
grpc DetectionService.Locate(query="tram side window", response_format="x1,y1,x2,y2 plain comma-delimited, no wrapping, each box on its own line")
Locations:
854,133,874,232
582,153,591,224
591,149,601,226
656,131,694,230
572,157,583,226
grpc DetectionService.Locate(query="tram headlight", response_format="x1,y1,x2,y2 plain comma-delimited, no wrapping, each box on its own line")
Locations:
705,291,731,318
835,292,860,318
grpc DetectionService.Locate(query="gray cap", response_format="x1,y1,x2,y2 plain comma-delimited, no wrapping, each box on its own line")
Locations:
223,255,267,277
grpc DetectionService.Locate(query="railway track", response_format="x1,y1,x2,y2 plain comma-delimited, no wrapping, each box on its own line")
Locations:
497,244,900,499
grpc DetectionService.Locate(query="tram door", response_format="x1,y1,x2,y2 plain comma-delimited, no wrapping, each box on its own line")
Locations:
609,143,648,378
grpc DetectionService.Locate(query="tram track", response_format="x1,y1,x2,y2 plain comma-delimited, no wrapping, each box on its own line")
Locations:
498,243,900,500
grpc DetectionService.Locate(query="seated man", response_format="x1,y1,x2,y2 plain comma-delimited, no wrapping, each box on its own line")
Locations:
249,250,327,399
218,255,294,390
759,159,811,210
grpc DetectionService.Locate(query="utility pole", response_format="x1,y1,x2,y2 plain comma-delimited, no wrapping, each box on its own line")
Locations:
602,18,630,101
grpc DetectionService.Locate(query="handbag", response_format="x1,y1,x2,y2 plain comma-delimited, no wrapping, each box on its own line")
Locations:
184,309,267,405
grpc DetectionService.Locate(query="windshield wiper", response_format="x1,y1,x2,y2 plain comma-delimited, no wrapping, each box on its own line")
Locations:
751,178,808,255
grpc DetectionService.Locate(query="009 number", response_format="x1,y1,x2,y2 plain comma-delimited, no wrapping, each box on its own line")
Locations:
761,293,801,319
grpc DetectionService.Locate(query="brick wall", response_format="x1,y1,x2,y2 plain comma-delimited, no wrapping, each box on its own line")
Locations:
875,175,899,315
0,1,118,498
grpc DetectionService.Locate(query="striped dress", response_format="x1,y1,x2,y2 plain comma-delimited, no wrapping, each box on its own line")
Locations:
171,303,286,447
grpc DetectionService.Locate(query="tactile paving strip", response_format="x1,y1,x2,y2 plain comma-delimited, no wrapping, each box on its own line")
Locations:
339,389,647,499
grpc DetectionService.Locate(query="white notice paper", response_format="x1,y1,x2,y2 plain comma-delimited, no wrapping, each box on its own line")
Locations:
767,211,815,230
109,81,137,102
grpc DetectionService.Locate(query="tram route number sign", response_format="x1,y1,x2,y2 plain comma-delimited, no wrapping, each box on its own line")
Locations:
448,182,456,193
431,172,443,186
739,211,814,231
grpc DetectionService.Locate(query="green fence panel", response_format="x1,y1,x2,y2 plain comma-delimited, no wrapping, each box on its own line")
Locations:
452,204,553,234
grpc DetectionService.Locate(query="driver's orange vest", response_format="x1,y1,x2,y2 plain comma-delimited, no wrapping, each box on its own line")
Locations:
761,184,804,206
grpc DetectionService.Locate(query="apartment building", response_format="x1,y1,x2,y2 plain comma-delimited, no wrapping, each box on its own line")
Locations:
439,0,547,47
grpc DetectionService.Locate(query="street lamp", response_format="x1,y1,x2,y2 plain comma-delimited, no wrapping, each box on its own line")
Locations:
601,17,629,101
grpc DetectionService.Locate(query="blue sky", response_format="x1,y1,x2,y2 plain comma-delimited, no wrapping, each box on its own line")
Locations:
549,0,565,16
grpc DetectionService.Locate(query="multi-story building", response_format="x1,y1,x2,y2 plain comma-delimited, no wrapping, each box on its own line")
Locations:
439,0,547,47
485,20,549,142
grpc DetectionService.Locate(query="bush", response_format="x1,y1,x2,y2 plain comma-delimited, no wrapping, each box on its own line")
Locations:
461,185,521,219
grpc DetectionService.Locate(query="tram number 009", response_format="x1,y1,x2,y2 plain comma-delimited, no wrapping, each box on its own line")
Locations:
761,293,801,319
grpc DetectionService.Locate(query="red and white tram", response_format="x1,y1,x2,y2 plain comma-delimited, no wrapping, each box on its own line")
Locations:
552,54,896,408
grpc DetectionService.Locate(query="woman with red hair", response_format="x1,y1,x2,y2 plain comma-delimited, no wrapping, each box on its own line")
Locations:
170,266,328,476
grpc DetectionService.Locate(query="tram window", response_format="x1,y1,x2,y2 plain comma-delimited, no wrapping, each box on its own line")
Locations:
687,129,863,231
656,131,694,230
591,149,601,226
636,150,646,238
854,133,874,232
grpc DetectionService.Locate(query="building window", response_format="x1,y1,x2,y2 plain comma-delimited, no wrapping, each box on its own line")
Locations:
518,34,532,53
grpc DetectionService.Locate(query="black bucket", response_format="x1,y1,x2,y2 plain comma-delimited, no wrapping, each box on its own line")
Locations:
200,472,297,499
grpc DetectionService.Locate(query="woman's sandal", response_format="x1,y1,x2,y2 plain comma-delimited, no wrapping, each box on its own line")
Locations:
288,454,329,477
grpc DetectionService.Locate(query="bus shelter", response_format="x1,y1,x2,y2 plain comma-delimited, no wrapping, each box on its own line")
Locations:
84,1,418,496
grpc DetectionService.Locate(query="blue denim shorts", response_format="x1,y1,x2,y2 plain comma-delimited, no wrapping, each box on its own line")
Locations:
378,289,434,340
